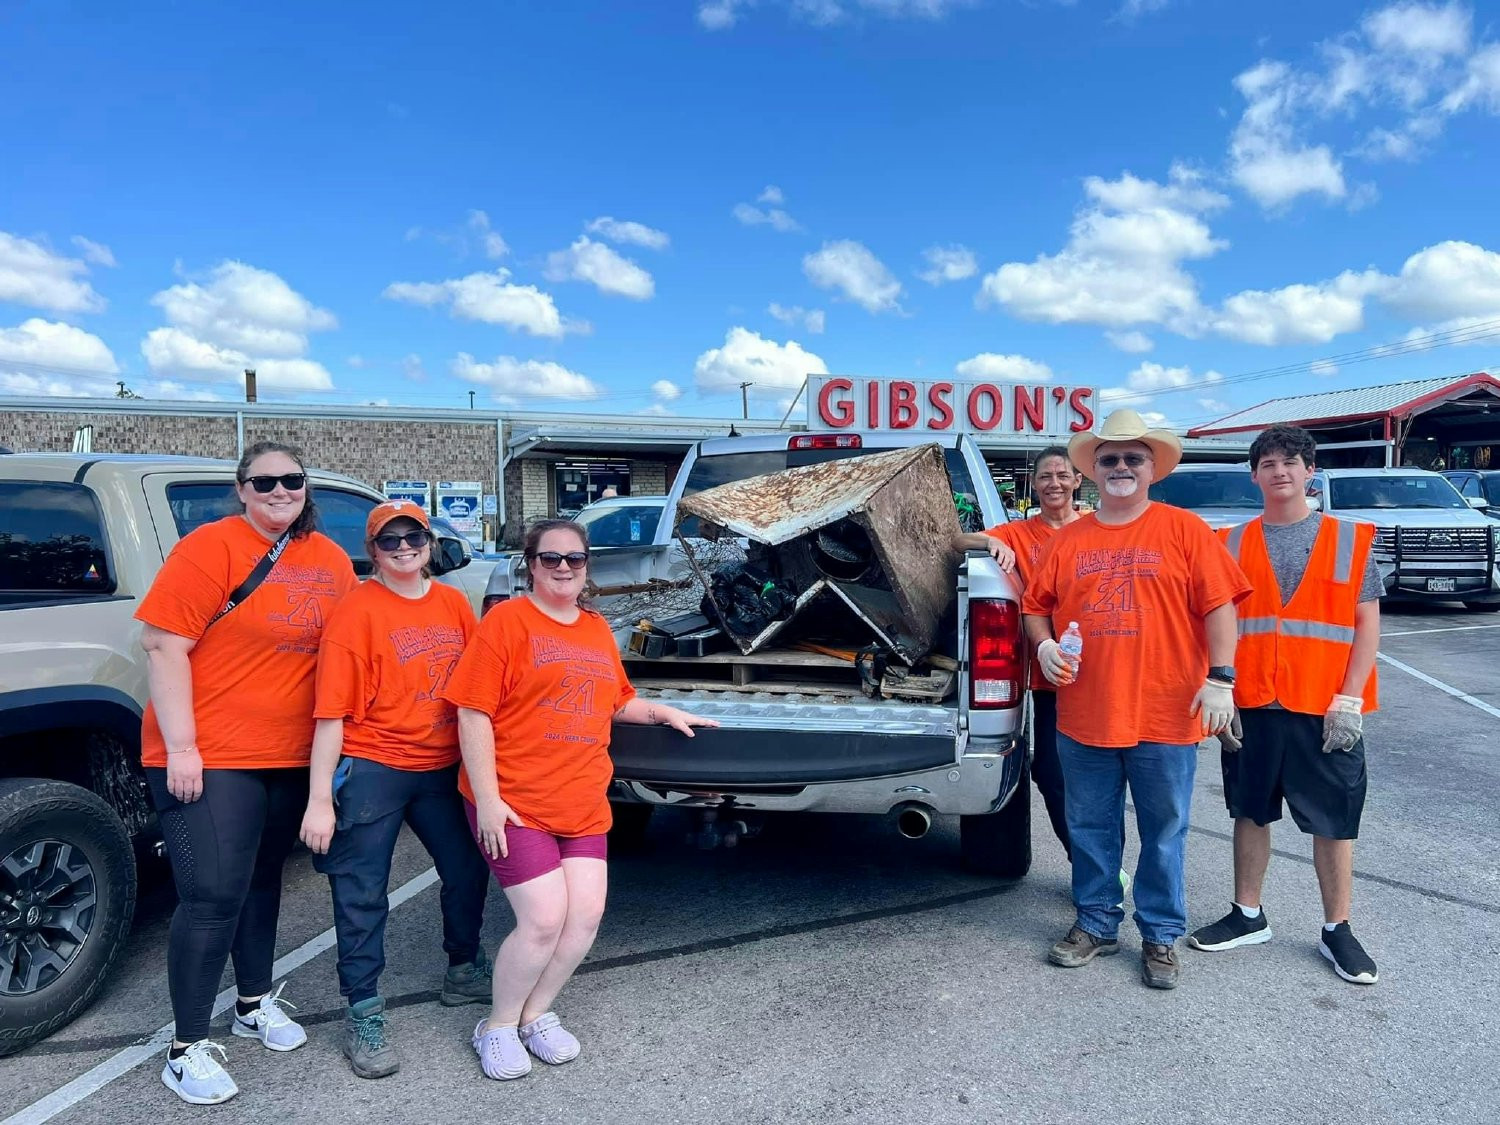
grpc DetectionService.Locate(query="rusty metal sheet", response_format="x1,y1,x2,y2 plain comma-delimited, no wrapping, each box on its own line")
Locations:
678,445,945,544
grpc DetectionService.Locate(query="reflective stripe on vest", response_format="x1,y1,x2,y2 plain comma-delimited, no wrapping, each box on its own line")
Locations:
1237,616,1356,643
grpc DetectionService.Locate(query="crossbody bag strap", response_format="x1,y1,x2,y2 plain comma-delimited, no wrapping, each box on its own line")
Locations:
205,529,293,629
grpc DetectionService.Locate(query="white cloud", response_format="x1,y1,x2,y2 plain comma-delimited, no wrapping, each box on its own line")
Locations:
1210,270,1384,345
702,0,977,28
803,240,903,314
698,0,749,29
917,244,978,285
452,353,602,402
585,216,670,251
70,236,117,269
151,261,336,356
383,269,578,337
979,166,1226,329
1197,397,1231,414
543,236,655,300
733,201,802,233
401,353,427,382
768,302,826,334
953,353,1055,382
1106,329,1155,354
1379,239,1500,320
253,358,335,391
1118,0,1170,18
651,379,683,401
141,327,246,378
693,326,829,397
1228,61,1347,208
1100,361,1224,408
468,211,509,260
346,354,367,369
1363,2,1470,58
0,232,108,314
1443,43,1500,112
757,185,785,205
0,318,119,396
1311,360,1340,376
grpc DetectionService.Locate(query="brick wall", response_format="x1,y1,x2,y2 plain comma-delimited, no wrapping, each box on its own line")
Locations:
241,417,499,497
1,410,238,458
627,458,677,495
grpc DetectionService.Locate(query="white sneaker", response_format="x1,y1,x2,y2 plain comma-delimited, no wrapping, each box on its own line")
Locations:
231,982,308,1052
161,1040,239,1105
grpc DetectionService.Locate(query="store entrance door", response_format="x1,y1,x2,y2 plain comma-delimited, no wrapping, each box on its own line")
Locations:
554,460,631,516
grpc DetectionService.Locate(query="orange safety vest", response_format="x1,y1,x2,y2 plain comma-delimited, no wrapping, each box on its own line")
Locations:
1219,516,1379,716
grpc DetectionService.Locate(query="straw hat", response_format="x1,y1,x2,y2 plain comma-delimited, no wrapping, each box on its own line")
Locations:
1068,408,1183,483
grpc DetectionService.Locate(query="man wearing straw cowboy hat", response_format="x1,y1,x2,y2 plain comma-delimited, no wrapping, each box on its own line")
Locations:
1022,408,1251,989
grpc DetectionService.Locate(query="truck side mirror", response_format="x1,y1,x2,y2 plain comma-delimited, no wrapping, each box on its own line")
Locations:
430,536,469,574
1305,494,1322,512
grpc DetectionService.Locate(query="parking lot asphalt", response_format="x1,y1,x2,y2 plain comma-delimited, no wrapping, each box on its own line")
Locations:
4,603,1499,1125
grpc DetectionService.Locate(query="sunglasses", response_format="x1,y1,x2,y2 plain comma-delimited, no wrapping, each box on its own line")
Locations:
530,551,589,570
241,473,307,493
1095,453,1151,469
373,530,433,552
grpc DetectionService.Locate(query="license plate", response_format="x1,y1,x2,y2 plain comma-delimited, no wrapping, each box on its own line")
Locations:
1427,577,1457,592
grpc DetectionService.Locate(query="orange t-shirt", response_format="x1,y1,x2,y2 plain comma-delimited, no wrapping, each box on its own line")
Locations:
138,516,358,769
984,516,1069,691
314,579,477,771
1022,503,1251,748
443,596,637,837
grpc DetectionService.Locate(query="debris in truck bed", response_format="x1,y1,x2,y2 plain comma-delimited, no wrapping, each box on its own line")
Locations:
677,444,962,664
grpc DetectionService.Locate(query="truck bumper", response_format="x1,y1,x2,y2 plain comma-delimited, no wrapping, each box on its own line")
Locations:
607,732,1024,817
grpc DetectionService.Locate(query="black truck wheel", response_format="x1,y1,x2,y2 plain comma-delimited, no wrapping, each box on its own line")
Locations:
0,779,137,1057
607,802,655,853
959,759,1033,880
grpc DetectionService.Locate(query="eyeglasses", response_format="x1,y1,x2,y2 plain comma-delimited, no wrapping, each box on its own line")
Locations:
1095,453,1151,469
373,530,433,552
530,551,589,570
241,473,307,493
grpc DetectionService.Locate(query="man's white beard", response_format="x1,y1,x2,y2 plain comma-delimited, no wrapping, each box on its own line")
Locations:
1103,476,1140,498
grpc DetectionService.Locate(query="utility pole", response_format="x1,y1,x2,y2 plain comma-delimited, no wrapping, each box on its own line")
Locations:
468,390,476,409
739,381,753,419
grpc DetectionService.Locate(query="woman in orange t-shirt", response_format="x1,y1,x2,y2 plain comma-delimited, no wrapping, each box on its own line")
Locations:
444,519,716,1081
298,500,490,1079
952,445,1083,859
137,440,356,1105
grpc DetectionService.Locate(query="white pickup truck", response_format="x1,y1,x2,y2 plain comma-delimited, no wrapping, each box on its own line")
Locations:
483,431,1033,877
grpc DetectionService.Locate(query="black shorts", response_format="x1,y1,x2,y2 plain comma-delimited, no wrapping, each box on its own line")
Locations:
1221,707,1367,840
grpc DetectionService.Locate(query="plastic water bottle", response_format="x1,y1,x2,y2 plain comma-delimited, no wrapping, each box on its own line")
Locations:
1058,621,1083,681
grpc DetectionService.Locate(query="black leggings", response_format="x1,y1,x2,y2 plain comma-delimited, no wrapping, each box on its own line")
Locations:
146,767,308,1042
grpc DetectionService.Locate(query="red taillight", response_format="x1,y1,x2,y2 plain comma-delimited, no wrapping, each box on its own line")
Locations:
789,434,862,450
969,598,1022,709
481,593,509,615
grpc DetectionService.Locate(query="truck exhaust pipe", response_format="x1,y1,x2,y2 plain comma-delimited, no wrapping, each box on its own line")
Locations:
892,802,933,840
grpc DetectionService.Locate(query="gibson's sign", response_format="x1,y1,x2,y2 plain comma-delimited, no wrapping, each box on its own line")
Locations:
809,375,1096,436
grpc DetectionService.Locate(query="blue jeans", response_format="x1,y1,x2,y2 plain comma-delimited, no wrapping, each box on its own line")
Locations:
1056,734,1197,945
312,758,490,1004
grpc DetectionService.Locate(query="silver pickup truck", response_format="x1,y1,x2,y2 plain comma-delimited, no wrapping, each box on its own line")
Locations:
484,431,1033,878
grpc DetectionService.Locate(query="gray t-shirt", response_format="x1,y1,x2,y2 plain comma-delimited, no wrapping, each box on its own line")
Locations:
1259,514,1383,607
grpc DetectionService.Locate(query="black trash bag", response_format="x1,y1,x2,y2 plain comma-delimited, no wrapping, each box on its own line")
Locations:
701,562,798,639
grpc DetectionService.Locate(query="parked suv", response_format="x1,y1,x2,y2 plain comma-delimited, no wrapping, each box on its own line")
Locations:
1309,467,1500,611
0,452,486,1055
1148,462,1266,529
1441,469,1500,520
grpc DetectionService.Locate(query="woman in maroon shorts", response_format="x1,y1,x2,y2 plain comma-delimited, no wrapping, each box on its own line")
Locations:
444,518,715,1081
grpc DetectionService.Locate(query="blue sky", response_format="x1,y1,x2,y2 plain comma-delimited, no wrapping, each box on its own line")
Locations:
3,0,1499,431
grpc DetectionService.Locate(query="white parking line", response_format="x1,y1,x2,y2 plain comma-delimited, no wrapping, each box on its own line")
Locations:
4,866,440,1125
1377,651,1500,721
1382,623,1500,638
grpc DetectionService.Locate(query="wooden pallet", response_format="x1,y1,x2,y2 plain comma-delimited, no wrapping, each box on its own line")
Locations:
622,646,858,691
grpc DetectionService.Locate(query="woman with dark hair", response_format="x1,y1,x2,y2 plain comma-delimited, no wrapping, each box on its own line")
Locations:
138,440,357,1105
445,518,716,1081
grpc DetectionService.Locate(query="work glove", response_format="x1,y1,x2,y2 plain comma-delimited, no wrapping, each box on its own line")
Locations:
1190,679,1235,736
1036,638,1076,687
1322,694,1364,753
1216,711,1243,753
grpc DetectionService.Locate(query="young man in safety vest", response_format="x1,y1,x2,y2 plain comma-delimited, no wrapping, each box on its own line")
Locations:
1188,425,1383,985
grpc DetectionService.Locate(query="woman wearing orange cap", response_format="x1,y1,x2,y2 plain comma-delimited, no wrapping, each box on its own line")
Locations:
299,499,492,1080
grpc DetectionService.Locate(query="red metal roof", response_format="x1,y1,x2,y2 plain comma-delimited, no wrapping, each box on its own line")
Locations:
1188,372,1500,436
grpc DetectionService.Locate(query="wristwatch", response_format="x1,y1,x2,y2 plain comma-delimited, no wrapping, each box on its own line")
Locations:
1207,665,1236,685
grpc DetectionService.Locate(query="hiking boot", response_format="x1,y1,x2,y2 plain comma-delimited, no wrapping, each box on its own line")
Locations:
1048,926,1120,968
344,997,400,1079
1141,941,1181,989
161,1040,238,1105
440,951,492,1007
1319,922,1378,984
1189,905,1273,951
230,982,307,1051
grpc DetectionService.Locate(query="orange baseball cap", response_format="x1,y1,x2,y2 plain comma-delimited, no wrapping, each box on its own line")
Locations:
366,499,431,539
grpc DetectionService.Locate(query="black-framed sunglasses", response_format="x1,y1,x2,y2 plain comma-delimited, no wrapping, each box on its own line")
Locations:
529,550,589,570
373,530,433,552
1095,453,1150,469
241,473,307,493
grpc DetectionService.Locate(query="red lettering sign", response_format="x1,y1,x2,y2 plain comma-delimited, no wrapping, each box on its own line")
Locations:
889,381,918,429
817,377,855,427
867,379,881,429
1068,387,1095,433
809,377,1097,435
1014,385,1046,432
926,382,954,430
966,385,1003,430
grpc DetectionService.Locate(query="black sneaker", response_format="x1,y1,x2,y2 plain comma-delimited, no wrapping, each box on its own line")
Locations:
1189,906,1273,951
1319,922,1378,984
